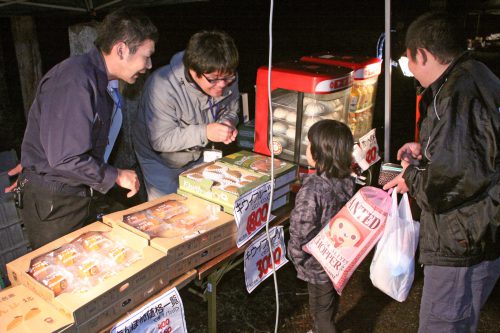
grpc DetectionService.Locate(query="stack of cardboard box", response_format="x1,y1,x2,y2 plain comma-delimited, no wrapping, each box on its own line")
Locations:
103,193,237,281
178,151,297,214
0,284,73,332
220,150,297,208
2,150,296,332
6,222,169,332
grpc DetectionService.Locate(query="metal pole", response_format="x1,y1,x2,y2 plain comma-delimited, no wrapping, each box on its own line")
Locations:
384,0,391,162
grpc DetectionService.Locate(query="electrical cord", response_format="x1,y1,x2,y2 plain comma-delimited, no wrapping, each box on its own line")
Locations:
263,1,280,333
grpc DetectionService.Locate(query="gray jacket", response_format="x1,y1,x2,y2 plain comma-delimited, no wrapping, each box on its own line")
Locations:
133,51,239,168
288,173,355,284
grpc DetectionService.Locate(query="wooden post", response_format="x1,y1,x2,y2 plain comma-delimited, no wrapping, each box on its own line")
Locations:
10,16,42,117
0,29,14,152
68,21,98,56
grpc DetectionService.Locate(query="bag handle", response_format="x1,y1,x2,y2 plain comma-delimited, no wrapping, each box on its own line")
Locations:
391,187,399,217
398,193,413,222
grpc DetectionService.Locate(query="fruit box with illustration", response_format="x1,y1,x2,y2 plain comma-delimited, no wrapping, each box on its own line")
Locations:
0,284,73,333
219,150,298,189
178,161,269,214
102,193,236,267
6,222,169,331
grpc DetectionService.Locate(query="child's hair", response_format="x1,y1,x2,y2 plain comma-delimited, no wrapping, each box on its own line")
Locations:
307,119,354,179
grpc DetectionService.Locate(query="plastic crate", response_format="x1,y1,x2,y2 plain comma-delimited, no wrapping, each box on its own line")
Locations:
0,196,30,286
0,243,29,286
0,197,20,226
0,172,13,202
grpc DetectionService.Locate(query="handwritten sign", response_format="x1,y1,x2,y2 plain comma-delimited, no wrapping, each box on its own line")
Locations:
352,128,380,172
233,180,275,247
111,287,187,333
244,226,288,293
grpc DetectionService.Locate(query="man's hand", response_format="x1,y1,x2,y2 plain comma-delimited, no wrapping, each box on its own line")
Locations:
397,142,422,164
116,169,140,198
207,122,237,144
4,163,22,193
221,120,238,144
383,173,409,193
383,142,419,193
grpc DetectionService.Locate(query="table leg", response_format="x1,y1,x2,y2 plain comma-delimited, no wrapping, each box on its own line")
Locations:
207,272,218,333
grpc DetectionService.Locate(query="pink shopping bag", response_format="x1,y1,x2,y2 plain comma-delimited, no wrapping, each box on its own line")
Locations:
303,186,391,294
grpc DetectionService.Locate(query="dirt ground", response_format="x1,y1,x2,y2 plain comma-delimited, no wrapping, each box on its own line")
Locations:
179,251,500,333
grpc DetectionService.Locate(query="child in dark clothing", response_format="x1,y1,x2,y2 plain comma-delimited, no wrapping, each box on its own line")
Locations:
288,119,356,333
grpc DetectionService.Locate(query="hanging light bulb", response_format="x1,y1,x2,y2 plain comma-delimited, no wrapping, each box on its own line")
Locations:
398,56,414,77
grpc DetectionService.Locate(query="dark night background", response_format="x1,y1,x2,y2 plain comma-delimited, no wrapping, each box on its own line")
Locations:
0,2,499,331
0,0,499,161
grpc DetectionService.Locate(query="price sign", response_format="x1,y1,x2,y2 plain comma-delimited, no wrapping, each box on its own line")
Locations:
111,287,187,333
233,180,275,247
353,128,380,172
244,226,288,293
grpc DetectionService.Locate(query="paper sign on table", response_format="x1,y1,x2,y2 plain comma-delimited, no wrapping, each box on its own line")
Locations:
233,180,275,247
111,287,187,333
352,128,380,172
244,226,288,293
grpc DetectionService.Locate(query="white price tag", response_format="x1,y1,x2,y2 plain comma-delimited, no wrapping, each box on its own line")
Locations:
353,128,380,171
111,287,187,333
233,181,275,247
203,149,223,162
244,226,288,293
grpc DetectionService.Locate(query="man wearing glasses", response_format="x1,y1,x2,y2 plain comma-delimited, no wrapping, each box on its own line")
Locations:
133,30,239,200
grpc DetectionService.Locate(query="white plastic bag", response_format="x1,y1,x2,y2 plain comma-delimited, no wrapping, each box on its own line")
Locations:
369,189,420,302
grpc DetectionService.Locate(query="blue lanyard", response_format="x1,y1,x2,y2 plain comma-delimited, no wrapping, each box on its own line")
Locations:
111,88,123,110
208,98,220,121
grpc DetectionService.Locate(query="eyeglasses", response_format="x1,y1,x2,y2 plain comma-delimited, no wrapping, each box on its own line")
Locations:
202,73,237,85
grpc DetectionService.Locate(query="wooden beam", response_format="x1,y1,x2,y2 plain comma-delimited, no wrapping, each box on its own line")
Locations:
10,15,42,117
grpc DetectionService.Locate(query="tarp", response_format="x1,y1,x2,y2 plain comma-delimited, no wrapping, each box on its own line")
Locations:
0,0,207,17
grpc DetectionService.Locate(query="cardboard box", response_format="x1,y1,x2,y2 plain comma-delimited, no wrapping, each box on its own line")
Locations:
102,193,236,265
168,234,236,280
177,188,288,216
272,193,290,212
99,270,197,333
0,285,73,333
178,161,269,214
220,150,298,189
75,274,167,333
6,222,168,329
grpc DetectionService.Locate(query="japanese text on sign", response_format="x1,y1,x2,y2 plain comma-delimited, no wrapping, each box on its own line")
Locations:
244,226,288,293
352,128,380,171
234,181,275,247
111,288,187,333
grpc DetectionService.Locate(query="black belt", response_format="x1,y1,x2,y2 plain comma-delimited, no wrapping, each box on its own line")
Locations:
182,146,204,152
22,172,94,198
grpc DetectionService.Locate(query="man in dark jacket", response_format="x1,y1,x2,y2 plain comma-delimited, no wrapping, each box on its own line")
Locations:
19,8,158,249
384,11,500,333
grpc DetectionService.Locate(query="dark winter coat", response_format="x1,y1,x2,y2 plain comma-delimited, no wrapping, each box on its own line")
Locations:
403,53,500,267
21,47,117,194
288,173,355,284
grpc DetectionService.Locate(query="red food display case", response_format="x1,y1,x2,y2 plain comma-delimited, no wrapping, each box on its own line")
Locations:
301,53,382,141
253,60,353,168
